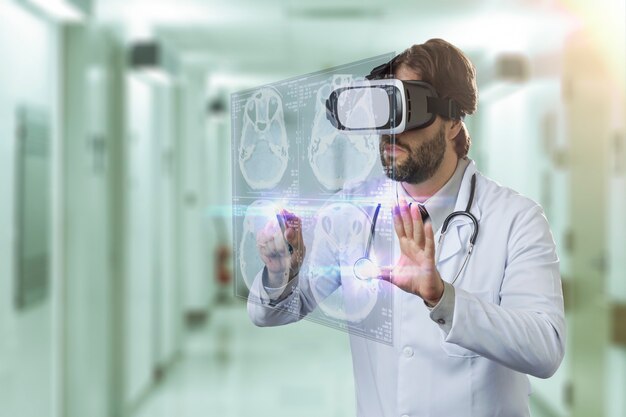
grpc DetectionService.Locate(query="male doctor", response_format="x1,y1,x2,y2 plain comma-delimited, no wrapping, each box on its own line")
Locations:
247,38,565,417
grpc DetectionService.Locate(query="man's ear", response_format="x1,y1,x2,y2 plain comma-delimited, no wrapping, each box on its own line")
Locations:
448,120,463,141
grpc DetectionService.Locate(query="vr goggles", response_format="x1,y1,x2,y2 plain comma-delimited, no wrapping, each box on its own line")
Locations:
325,61,463,135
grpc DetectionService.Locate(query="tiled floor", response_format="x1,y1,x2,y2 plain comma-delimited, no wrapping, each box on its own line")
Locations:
135,303,356,417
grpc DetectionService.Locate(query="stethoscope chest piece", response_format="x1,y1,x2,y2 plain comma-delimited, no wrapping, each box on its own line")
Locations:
353,257,381,281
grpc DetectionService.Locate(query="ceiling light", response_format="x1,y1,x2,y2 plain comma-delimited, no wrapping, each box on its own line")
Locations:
26,0,88,22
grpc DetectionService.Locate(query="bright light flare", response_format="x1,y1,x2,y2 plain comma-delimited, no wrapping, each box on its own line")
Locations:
27,0,85,22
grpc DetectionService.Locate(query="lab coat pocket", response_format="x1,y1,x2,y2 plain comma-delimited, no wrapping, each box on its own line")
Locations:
440,289,494,358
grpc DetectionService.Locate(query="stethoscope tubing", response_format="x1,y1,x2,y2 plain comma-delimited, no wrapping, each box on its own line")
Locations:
354,174,478,283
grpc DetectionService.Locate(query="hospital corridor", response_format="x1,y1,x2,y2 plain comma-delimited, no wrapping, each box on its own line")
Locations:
0,0,625,416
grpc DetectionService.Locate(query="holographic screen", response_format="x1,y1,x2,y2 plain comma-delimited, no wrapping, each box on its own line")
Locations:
231,53,396,345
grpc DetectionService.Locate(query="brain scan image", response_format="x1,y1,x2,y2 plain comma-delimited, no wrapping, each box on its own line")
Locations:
239,88,289,190
238,199,280,290
231,53,397,343
309,75,379,191
308,202,381,323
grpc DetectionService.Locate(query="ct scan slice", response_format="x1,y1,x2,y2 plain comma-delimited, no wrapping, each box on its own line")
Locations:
238,87,289,190
309,75,379,191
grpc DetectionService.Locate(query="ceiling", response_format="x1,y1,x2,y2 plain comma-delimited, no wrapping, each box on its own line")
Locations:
95,0,578,83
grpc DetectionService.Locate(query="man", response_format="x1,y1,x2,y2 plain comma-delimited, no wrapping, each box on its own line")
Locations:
247,39,565,417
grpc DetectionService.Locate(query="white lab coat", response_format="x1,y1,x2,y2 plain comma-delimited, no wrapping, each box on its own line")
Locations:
248,160,565,417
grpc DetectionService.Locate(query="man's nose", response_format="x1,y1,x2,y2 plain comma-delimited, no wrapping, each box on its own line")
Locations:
381,133,402,142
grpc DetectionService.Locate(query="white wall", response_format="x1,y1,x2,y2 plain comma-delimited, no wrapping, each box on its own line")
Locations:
153,84,181,366
180,69,212,312
123,71,186,408
61,30,184,413
480,81,556,199
480,77,571,264
0,2,60,417
124,74,158,405
62,25,121,417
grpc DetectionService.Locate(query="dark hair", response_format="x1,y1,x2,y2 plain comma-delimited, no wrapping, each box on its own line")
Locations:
394,38,478,158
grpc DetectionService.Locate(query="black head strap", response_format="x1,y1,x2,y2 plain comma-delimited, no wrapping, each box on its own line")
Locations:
426,96,464,120
366,55,399,80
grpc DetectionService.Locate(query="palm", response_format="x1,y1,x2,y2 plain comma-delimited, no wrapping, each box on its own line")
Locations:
386,199,443,303
392,248,435,296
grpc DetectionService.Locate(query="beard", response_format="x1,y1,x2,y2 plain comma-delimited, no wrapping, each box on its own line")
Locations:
379,125,447,184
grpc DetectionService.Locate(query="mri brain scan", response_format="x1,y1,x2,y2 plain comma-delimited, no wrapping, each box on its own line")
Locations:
239,88,289,190
309,75,379,191
308,202,380,322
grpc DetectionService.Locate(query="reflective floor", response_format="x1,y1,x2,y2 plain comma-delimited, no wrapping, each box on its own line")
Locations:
134,303,356,417
133,303,554,417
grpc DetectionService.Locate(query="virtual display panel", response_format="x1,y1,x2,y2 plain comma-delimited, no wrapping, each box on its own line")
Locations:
231,54,398,345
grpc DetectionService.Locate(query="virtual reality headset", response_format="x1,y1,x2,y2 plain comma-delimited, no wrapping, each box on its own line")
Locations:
325,78,463,135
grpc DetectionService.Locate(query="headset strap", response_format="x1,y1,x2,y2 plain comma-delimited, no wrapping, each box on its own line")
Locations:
366,55,399,80
427,96,463,120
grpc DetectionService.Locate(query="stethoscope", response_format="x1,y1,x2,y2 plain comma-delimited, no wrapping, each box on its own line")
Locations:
353,174,479,285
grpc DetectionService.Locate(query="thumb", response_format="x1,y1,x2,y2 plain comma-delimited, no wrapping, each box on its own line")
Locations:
378,266,393,283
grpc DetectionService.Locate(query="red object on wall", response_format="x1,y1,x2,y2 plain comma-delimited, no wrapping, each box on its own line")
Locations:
216,245,231,285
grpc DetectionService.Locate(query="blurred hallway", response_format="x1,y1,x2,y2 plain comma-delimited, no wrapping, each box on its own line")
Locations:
133,304,356,417
0,0,624,416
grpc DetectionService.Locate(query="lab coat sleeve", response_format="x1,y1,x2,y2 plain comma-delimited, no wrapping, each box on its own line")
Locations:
428,281,456,334
246,267,309,327
262,268,300,302
443,204,566,379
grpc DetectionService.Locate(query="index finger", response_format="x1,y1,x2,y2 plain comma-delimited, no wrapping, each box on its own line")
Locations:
392,204,406,238
275,210,294,254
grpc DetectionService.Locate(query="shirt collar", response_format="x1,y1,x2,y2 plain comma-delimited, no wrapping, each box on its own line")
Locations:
395,157,471,232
